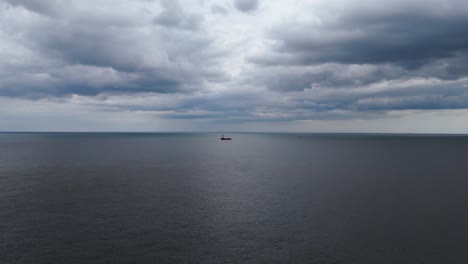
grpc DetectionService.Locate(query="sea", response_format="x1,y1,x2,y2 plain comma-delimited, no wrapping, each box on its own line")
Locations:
1,132,468,264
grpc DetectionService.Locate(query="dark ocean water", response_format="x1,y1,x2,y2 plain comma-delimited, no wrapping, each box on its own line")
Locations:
1,132,468,264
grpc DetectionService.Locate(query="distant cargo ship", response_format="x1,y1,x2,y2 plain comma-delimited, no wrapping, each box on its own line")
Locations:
220,135,232,140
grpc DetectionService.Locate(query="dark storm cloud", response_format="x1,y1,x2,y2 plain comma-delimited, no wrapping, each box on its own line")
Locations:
32,26,146,72
255,7,468,69
268,12,468,69
234,0,258,12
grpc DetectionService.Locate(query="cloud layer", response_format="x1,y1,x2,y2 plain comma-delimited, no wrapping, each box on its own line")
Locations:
1,0,468,132
234,0,258,12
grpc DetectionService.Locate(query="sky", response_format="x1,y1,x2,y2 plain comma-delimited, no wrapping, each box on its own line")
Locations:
1,0,468,133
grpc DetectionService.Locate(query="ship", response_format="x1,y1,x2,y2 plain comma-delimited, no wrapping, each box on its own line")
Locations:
220,135,232,140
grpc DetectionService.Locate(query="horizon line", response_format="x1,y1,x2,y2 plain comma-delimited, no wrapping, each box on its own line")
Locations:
1,131,468,136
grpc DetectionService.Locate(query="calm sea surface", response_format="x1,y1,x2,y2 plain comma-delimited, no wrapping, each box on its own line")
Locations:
1,133,468,264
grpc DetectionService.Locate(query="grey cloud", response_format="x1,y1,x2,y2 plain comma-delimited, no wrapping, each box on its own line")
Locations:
256,63,384,89
3,0,68,16
54,75,468,124
153,0,203,31
0,0,225,98
242,1,468,116
259,9,468,69
32,25,146,72
234,0,258,12
239,64,468,116
247,64,399,91
304,78,468,112
211,4,228,15
353,95,468,111
75,92,259,124
250,56,468,92
0,65,181,98
2,0,468,127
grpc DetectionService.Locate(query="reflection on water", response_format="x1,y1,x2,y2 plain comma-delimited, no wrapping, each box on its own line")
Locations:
2,133,468,263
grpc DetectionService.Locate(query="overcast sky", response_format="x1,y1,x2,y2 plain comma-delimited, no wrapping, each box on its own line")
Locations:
1,0,468,132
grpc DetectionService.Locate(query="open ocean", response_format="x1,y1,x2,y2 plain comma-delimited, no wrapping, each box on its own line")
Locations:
1,132,468,264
